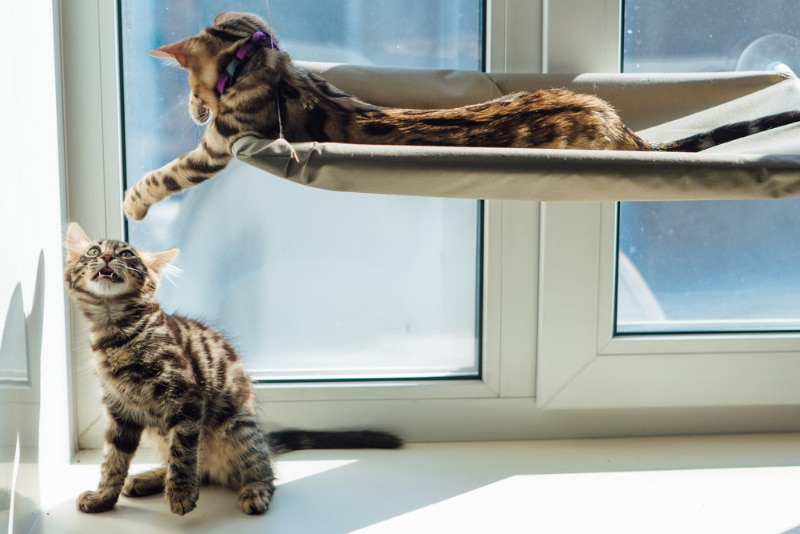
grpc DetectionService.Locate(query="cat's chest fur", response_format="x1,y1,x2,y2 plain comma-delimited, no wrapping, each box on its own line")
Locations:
94,342,188,426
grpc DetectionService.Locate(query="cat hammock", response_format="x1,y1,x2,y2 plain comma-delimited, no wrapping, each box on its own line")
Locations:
234,63,800,201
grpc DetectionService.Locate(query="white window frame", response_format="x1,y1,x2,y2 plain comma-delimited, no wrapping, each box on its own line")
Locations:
63,0,542,447
61,0,800,448
539,202,800,409
537,0,800,410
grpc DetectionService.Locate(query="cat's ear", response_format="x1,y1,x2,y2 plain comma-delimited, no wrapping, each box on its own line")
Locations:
66,223,93,263
142,248,179,276
150,40,190,68
213,11,236,26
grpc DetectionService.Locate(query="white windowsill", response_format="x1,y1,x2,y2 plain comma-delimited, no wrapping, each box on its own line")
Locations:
26,433,800,533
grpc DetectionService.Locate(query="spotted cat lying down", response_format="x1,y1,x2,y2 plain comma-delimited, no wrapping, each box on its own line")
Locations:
123,11,800,220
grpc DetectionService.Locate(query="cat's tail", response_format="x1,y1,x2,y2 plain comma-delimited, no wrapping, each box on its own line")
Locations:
267,429,403,454
657,110,800,152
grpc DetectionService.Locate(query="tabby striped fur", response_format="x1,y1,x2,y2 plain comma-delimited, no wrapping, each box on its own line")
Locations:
122,11,800,221
64,222,401,516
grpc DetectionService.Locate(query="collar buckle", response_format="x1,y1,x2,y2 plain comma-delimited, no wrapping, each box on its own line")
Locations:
216,31,278,96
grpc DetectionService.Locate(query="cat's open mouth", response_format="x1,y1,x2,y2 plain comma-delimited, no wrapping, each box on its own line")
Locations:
93,266,123,283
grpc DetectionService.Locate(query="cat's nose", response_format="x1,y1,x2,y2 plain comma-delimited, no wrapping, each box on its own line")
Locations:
101,254,113,263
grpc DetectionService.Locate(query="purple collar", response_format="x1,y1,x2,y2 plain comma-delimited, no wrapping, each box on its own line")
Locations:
216,31,279,95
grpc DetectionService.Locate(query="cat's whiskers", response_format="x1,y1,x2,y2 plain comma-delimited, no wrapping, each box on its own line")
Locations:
160,263,183,286
122,263,146,278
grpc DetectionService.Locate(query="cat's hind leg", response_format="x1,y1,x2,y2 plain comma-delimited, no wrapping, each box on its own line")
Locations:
122,466,167,497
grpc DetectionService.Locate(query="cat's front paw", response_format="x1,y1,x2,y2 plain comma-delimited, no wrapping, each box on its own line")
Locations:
76,489,118,513
238,482,274,515
166,485,198,516
123,187,150,221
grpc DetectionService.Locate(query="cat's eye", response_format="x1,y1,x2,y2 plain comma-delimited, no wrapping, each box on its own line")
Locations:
85,246,101,257
119,249,135,258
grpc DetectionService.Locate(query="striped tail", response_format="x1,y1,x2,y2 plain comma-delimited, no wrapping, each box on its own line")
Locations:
267,429,403,454
658,110,800,152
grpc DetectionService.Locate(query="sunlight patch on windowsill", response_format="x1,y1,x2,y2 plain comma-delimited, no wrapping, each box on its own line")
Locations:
69,448,358,487
357,467,800,533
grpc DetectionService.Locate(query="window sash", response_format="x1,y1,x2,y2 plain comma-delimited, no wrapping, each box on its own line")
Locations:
537,0,800,409
64,0,539,448
61,0,800,448
538,202,800,409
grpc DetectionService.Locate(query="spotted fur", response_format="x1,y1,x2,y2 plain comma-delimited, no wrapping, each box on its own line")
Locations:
122,11,800,220
64,222,401,516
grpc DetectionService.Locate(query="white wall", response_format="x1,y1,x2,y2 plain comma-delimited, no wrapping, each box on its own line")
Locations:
0,0,71,530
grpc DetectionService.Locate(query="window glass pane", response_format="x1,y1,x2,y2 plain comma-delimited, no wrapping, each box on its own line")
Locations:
617,0,800,334
119,1,483,379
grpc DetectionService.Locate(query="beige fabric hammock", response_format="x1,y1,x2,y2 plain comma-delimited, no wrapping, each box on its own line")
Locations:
233,63,800,202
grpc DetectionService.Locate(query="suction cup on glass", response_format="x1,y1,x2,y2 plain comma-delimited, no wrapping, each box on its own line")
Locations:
736,33,800,76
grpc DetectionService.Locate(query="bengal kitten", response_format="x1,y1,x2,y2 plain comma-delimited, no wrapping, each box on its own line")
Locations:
64,222,401,516
123,11,800,221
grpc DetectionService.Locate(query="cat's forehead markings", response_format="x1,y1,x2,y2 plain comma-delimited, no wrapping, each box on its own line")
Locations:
87,240,131,252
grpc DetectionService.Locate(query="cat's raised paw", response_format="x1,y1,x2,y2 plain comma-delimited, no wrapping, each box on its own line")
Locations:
76,489,118,513
123,188,150,221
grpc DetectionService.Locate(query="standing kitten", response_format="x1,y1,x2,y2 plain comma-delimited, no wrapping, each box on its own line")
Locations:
123,11,800,221
64,222,401,515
